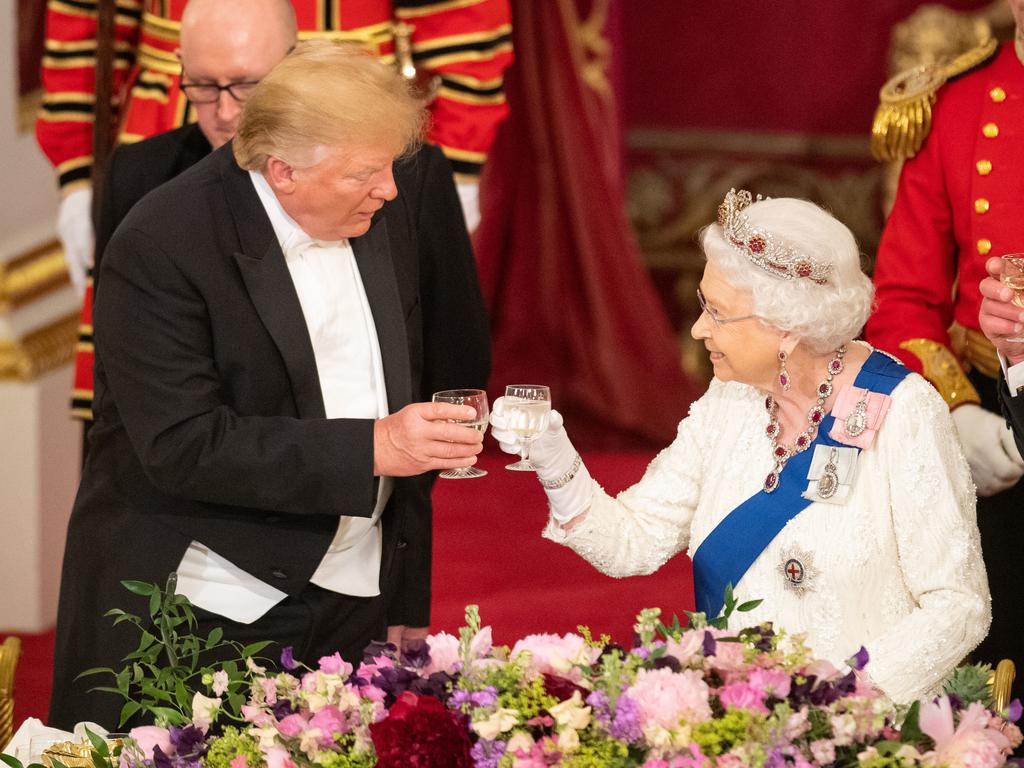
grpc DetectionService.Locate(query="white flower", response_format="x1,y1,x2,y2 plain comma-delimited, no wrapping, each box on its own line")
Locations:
191,692,221,731
556,727,580,752
246,657,266,675
471,708,519,740
548,691,591,730
830,713,856,746
211,670,229,697
505,732,535,754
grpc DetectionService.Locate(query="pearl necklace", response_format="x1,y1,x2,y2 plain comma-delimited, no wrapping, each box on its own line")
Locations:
763,345,846,493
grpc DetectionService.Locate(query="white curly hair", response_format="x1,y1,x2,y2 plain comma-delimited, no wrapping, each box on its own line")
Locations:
701,196,874,354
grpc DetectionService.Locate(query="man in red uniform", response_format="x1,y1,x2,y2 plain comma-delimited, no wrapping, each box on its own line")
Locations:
866,1,1024,673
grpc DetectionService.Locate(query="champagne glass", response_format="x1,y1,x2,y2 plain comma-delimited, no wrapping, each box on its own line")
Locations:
1001,253,1024,342
432,389,489,478
503,384,551,471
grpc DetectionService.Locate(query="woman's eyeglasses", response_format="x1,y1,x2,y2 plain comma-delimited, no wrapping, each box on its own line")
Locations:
696,286,756,327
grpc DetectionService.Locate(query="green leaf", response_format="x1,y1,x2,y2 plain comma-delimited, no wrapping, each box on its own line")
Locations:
206,627,224,648
75,666,115,680
239,641,271,658
121,581,157,597
83,726,108,755
737,599,763,612
149,590,162,618
119,700,143,727
900,700,924,744
0,753,25,768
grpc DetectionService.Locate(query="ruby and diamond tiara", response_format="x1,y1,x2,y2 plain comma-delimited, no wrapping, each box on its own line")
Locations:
716,188,832,285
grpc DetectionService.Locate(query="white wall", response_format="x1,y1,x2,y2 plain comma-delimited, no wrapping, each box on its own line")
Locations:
0,0,81,631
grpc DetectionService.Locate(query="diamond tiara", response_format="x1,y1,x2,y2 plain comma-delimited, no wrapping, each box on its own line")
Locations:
715,189,832,285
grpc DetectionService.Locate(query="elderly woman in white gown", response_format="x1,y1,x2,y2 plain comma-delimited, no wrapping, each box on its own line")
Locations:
490,191,990,705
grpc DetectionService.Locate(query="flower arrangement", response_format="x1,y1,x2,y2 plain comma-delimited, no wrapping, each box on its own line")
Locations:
7,583,1019,768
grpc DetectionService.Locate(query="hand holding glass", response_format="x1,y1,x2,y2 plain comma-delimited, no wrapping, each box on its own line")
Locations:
1001,253,1024,342
503,385,551,471
432,389,489,478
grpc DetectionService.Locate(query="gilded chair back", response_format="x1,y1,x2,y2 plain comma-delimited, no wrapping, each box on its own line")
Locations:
0,636,21,750
991,658,1017,714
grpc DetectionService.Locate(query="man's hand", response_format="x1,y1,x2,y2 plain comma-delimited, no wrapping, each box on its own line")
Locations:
57,187,95,298
373,401,483,476
979,256,1024,366
952,403,1024,496
386,625,429,651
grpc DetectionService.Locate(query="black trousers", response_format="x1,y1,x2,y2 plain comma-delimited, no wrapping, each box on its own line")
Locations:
968,369,1024,689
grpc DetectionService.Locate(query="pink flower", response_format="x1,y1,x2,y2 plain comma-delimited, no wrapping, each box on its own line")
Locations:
747,668,791,699
627,668,713,729
308,706,349,745
275,714,310,739
701,628,745,671
784,707,811,740
229,756,248,768
128,726,173,760
810,739,835,765
317,653,351,677
717,682,768,714
211,670,229,697
357,654,395,681
920,697,1011,768
241,705,274,726
258,678,278,705
424,632,460,675
262,746,296,768
663,631,705,667
510,633,598,679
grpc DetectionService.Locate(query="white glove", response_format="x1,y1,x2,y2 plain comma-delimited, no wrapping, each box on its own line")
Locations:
489,396,593,523
57,187,95,298
952,403,1024,497
456,180,481,234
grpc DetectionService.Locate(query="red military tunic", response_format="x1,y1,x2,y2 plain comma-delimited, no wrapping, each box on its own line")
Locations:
38,0,513,419
867,42,1023,406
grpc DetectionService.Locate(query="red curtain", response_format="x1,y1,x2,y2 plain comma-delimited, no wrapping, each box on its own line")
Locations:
474,0,698,449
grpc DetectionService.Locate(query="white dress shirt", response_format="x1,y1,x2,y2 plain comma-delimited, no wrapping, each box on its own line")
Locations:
174,170,392,623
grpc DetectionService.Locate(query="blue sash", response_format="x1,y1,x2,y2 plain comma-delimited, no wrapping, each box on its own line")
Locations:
691,350,910,619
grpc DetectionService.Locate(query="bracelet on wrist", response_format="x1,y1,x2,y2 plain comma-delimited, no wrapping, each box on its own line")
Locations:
537,453,582,490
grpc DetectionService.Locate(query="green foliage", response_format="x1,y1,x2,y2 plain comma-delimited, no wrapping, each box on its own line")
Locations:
200,727,264,768
77,576,271,728
684,583,763,631
943,663,995,708
563,734,636,767
315,738,376,768
692,708,759,757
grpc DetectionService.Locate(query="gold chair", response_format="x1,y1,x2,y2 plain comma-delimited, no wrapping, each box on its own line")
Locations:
0,636,21,751
990,658,1017,714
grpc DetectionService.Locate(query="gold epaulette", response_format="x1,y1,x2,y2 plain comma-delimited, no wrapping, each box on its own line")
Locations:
871,36,999,162
898,338,981,409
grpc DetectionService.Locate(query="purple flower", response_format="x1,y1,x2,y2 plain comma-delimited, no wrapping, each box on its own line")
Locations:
470,739,507,768
152,746,174,768
702,631,717,657
587,690,612,729
280,646,298,670
168,725,206,759
271,699,297,721
1010,699,1023,722
848,646,870,671
608,694,643,742
400,640,431,669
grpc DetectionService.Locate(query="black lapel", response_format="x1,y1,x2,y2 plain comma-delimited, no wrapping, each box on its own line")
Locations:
218,146,326,419
352,216,412,413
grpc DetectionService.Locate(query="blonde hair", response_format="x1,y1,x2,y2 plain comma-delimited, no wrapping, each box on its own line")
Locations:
701,197,874,355
234,40,426,170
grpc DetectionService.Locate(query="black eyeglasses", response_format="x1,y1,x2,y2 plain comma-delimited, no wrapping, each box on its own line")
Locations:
180,80,261,104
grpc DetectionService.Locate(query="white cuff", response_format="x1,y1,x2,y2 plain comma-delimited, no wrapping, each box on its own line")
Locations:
999,352,1024,396
544,464,594,525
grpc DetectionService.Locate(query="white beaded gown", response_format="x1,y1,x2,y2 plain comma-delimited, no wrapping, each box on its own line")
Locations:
544,367,991,705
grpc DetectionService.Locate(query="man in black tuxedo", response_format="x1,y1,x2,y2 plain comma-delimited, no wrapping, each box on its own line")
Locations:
980,256,1024,458
50,40,490,730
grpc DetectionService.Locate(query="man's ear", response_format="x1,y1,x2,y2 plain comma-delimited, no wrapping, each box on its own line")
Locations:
264,157,296,195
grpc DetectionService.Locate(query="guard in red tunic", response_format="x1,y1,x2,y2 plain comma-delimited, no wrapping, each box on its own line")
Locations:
866,21,1024,672
37,0,512,421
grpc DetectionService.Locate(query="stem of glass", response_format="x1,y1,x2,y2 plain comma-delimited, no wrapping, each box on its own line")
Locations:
519,438,532,463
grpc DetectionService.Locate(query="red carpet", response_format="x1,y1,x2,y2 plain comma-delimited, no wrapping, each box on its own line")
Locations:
6,449,693,732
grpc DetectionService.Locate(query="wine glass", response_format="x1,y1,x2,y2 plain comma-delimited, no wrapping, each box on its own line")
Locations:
1001,253,1024,342
432,389,489,479
503,384,551,471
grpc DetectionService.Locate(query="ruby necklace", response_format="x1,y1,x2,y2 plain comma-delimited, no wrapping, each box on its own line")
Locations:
763,345,846,493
